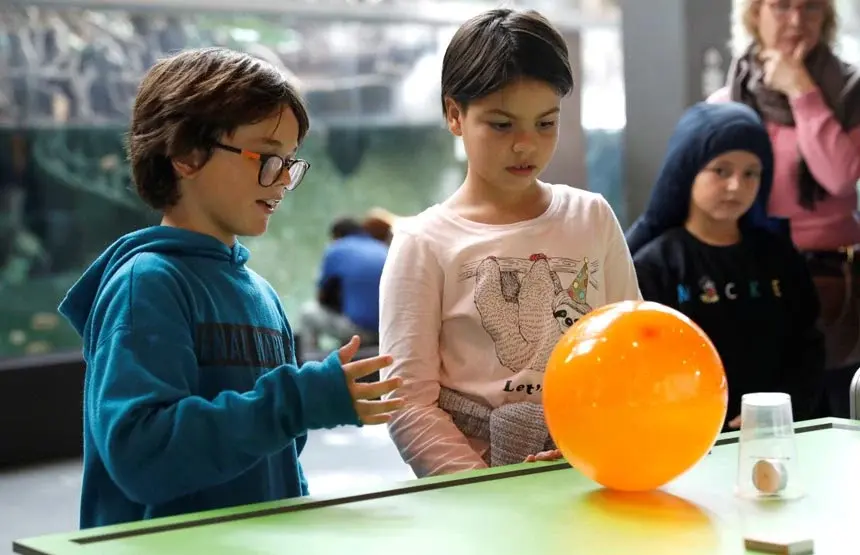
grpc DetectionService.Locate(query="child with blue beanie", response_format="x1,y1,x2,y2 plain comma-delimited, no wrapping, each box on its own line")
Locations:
626,101,824,429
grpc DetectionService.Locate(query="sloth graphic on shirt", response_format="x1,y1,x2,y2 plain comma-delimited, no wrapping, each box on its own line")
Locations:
458,253,599,375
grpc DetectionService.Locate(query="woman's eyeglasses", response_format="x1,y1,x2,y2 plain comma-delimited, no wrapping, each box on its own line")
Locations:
764,0,826,20
212,142,310,190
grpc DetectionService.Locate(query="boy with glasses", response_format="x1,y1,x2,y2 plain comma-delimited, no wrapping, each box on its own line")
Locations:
58,47,402,529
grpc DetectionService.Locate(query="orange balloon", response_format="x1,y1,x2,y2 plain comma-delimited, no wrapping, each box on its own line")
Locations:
543,300,727,491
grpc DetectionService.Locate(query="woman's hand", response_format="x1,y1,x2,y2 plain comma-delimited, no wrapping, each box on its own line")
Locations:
760,42,817,99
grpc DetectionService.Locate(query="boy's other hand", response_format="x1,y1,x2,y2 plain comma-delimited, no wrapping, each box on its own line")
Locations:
338,336,404,425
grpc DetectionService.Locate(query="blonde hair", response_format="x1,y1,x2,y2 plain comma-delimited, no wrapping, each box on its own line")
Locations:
730,0,839,56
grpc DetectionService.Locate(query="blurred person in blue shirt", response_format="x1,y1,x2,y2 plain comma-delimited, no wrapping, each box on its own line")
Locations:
299,216,390,356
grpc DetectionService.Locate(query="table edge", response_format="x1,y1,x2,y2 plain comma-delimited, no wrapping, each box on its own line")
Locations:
13,417,858,554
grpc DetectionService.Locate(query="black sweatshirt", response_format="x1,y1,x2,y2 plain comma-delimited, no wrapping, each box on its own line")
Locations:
633,227,824,425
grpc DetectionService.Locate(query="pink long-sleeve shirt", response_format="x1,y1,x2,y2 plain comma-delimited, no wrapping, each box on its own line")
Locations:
709,87,860,251
378,184,642,478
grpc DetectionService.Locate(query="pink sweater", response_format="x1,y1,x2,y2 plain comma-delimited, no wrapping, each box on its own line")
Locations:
709,87,860,251
378,185,641,477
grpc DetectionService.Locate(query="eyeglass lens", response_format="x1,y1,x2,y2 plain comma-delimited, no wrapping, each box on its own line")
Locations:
260,157,308,190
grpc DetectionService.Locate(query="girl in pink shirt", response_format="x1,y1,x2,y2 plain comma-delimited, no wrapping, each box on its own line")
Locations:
378,9,640,478
709,0,860,417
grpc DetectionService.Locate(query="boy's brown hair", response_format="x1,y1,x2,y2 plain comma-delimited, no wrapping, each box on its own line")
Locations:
128,47,310,210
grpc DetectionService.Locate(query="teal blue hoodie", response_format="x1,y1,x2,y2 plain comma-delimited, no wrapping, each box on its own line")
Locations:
58,226,359,529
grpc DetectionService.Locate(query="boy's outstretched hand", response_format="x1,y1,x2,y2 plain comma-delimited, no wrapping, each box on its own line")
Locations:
339,336,404,425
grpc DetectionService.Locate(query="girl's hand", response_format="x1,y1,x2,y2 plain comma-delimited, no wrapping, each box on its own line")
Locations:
524,449,563,463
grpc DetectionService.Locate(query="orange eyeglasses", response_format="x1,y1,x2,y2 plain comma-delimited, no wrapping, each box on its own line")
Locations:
212,142,310,190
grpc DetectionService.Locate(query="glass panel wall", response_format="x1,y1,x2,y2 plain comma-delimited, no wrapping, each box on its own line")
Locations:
0,1,622,361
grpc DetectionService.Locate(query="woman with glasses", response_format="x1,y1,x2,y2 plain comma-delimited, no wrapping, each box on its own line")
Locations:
710,0,860,418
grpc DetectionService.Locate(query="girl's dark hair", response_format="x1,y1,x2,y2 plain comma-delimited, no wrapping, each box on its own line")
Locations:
128,47,310,210
441,9,574,115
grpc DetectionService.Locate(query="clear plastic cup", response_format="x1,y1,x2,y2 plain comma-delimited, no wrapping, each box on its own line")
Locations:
735,392,804,500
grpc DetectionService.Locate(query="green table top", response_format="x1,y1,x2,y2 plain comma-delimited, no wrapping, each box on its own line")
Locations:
14,418,860,555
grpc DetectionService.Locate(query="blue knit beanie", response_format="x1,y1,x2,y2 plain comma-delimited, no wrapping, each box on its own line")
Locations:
626,101,789,255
